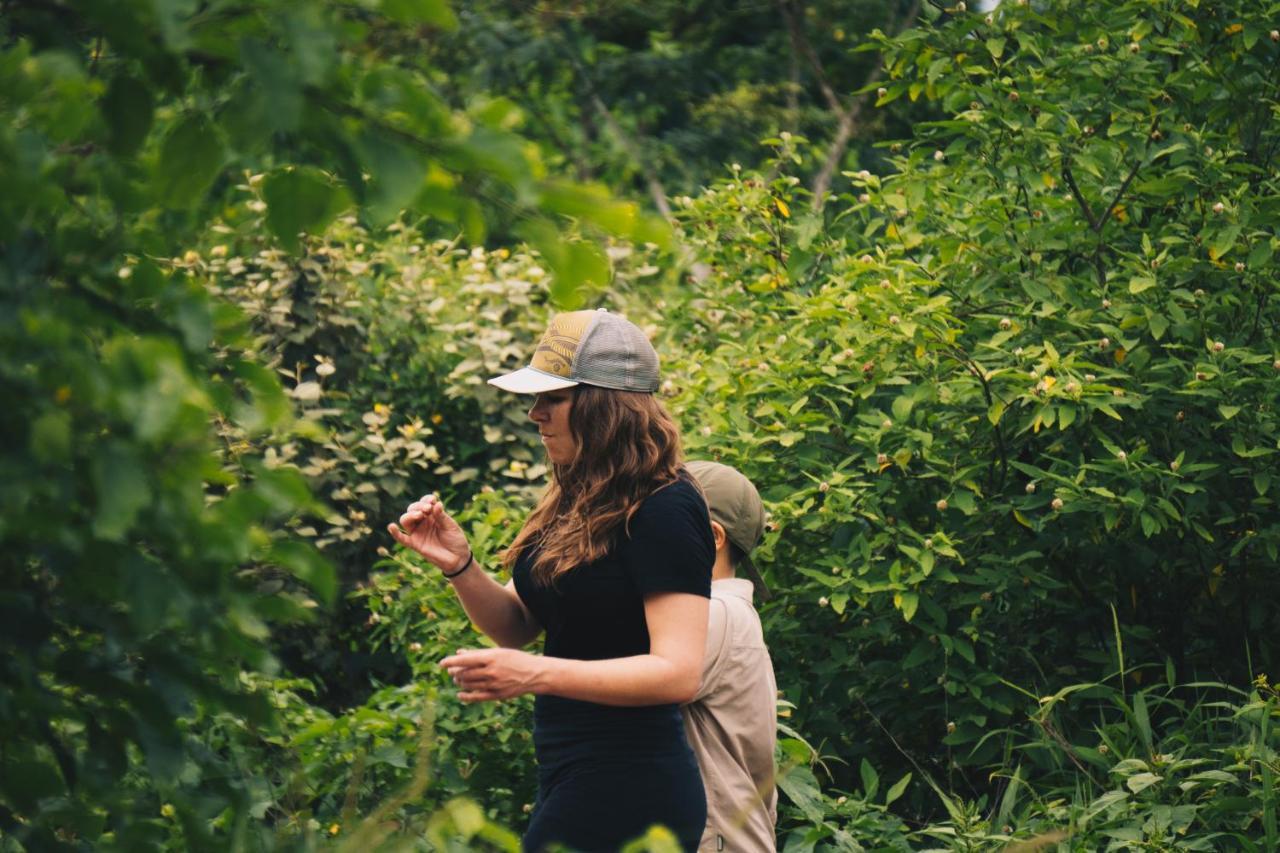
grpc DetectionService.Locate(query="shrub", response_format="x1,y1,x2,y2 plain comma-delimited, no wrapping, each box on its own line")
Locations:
655,0,1280,818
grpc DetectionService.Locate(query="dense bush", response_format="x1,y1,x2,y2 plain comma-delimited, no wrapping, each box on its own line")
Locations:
660,0,1280,798
0,0,656,845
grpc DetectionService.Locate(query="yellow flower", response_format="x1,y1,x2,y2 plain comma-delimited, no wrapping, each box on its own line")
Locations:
431,413,444,425
329,823,341,836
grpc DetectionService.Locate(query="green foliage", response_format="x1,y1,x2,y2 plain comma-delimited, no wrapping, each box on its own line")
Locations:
430,0,930,196
0,0,657,845
770,678,1280,850
656,0,1280,810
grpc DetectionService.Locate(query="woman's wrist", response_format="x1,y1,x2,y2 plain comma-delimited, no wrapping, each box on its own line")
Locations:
441,549,473,579
529,653,557,696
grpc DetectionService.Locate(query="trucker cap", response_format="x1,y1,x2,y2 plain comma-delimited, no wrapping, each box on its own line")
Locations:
488,309,660,395
685,460,772,600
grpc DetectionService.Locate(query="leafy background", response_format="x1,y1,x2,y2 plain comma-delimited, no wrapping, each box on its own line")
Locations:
2,0,1278,850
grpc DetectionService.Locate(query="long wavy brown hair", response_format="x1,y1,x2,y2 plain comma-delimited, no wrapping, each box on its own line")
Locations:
502,384,685,583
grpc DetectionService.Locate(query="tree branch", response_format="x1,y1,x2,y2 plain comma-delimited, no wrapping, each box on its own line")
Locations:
555,23,672,219
1060,162,1099,230
809,0,922,208
1094,153,1144,234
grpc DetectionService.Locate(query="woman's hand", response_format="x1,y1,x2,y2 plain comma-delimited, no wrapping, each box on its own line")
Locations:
387,494,471,573
441,648,546,702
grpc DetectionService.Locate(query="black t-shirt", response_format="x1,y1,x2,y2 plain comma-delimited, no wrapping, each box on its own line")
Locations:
513,474,714,757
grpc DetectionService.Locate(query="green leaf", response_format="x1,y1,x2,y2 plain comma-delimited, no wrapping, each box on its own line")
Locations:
897,591,919,622
522,221,611,308
860,758,879,800
379,0,458,29
1126,772,1163,793
1206,225,1242,260
262,167,351,252
267,541,337,606
540,181,639,237
92,443,151,541
357,131,427,226
1247,240,1274,269
891,395,915,422
777,766,825,823
1128,275,1156,295
1140,512,1158,537
1218,405,1241,420
29,410,72,463
135,707,184,784
884,772,912,806
101,75,154,157
155,113,226,208
1255,473,1271,496
988,399,1006,425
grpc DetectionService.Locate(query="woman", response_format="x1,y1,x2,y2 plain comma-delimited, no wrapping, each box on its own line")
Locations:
387,309,714,851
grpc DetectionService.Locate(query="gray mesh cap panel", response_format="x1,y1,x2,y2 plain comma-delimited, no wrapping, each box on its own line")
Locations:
570,310,660,392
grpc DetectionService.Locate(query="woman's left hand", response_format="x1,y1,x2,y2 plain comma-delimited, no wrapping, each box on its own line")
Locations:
441,648,545,702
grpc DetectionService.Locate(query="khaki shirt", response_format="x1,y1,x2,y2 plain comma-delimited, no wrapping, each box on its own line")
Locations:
682,579,778,852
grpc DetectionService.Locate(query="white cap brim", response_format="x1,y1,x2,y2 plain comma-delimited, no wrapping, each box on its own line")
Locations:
487,366,580,394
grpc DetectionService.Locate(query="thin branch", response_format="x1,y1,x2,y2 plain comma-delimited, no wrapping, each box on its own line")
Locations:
554,23,672,219
809,0,923,208
1094,152,1144,234
778,0,846,114
1060,163,1099,230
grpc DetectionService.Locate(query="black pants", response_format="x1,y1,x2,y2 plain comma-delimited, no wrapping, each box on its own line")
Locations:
523,750,707,852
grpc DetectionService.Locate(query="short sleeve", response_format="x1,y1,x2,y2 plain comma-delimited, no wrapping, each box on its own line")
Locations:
692,596,729,703
618,477,714,599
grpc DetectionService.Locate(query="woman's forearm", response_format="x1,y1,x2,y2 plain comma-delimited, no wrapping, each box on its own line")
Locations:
533,653,699,707
447,562,540,649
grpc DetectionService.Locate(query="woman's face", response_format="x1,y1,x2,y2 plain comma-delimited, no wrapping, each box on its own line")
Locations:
528,389,578,465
